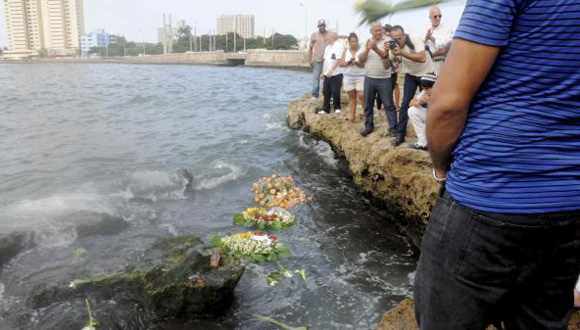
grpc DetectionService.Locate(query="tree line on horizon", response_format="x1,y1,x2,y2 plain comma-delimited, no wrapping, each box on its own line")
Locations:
88,24,299,57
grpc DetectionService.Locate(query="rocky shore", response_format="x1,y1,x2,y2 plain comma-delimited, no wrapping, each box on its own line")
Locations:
288,96,439,248
287,96,580,330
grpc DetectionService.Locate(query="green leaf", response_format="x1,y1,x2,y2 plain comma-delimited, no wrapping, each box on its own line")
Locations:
295,269,307,282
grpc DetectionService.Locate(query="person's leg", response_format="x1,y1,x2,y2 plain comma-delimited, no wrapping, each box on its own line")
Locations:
501,218,580,329
333,74,343,112
312,62,323,97
348,90,357,121
362,77,377,134
409,106,427,147
322,76,331,113
357,80,365,120
394,82,401,110
375,78,395,134
398,74,419,142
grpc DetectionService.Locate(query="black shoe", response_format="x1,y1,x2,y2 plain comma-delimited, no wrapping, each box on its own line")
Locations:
387,129,396,137
360,127,374,137
410,143,427,151
393,135,405,146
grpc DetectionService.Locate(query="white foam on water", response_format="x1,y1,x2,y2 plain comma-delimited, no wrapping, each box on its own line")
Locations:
195,161,243,190
125,170,188,201
313,141,338,167
159,223,179,237
4,193,114,218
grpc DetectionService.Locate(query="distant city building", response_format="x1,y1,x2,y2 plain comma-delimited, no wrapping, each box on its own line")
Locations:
217,15,255,39
80,30,110,56
3,0,85,58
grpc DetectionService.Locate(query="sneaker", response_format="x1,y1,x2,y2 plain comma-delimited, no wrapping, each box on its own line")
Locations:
360,127,374,137
317,111,326,115
335,109,342,114
393,135,405,147
410,143,427,151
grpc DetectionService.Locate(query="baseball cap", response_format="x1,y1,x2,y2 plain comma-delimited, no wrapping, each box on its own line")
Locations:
317,19,327,27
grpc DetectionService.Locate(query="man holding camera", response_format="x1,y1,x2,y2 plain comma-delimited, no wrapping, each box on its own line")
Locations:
390,25,433,146
357,23,395,137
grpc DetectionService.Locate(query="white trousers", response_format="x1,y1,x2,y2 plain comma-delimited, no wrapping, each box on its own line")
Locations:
409,106,428,147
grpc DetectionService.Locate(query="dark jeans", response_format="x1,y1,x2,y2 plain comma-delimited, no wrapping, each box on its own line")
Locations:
323,74,343,113
363,76,395,130
374,73,398,110
415,191,580,330
398,74,422,139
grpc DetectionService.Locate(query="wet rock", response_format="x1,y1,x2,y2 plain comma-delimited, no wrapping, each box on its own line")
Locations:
0,231,36,269
63,211,130,238
375,299,580,330
25,235,244,329
288,96,438,247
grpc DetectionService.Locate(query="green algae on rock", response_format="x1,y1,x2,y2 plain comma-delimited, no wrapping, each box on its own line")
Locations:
27,234,244,328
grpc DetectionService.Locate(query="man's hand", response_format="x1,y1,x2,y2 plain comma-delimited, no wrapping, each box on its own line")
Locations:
425,29,434,43
427,39,500,174
367,39,377,51
392,44,402,57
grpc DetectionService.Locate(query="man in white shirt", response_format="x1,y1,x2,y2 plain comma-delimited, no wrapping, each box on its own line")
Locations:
425,6,453,74
321,34,345,114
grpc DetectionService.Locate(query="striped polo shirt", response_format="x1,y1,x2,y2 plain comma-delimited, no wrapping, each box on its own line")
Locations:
446,0,580,213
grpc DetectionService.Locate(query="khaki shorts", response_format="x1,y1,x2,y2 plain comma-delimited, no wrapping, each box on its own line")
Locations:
343,76,364,92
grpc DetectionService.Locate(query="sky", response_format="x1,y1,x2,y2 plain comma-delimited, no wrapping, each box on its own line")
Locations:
0,0,466,48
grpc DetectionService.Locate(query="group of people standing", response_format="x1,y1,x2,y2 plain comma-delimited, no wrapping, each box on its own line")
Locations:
307,7,452,149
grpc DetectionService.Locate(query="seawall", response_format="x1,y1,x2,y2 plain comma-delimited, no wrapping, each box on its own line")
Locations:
288,96,438,248
1,50,310,70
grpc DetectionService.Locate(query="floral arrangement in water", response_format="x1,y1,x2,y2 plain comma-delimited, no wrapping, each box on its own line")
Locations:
211,231,290,263
252,175,308,209
234,207,296,230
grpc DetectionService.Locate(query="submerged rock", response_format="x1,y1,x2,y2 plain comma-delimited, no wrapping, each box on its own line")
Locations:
24,235,244,329
288,96,438,247
60,211,130,238
0,231,36,269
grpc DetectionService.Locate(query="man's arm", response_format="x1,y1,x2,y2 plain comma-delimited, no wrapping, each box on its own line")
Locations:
431,43,451,57
357,40,372,64
308,38,315,63
399,48,426,63
427,39,500,177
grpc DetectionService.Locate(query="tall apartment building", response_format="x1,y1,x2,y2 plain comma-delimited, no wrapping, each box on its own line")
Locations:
3,0,85,58
216,15,255,39
80,29,110,56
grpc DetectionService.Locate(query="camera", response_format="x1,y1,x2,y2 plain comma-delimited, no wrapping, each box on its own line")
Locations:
388,40,397,49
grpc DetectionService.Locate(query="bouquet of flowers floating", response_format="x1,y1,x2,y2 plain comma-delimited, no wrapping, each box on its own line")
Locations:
211,231,290,263
234,207,296,230
252,175,308,209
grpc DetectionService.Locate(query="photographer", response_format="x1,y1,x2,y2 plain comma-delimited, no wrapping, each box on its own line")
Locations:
408,73,437,150
390,25,434,146
339,33,365,122
357,23,395,137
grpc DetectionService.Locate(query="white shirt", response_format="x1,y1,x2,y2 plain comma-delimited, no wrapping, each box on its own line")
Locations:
362,37,393,79
342,48,366,77
426,23,453,61
401,35,434,76
322,41,346,77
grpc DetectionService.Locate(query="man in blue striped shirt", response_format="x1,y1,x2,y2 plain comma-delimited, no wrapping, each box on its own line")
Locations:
415,0,580,329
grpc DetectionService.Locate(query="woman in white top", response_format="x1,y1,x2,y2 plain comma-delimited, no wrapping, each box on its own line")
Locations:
339,33,366,122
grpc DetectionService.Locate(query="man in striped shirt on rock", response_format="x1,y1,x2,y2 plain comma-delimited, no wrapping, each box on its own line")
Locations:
414,0,580,329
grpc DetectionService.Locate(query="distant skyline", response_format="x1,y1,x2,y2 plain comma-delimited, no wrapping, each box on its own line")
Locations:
0,0,466,48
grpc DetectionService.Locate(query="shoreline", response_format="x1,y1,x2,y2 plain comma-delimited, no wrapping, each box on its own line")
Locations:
288,96,438,249
0,51,311,72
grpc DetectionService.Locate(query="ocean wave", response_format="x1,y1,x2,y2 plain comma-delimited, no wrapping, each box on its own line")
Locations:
195,161,244,190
